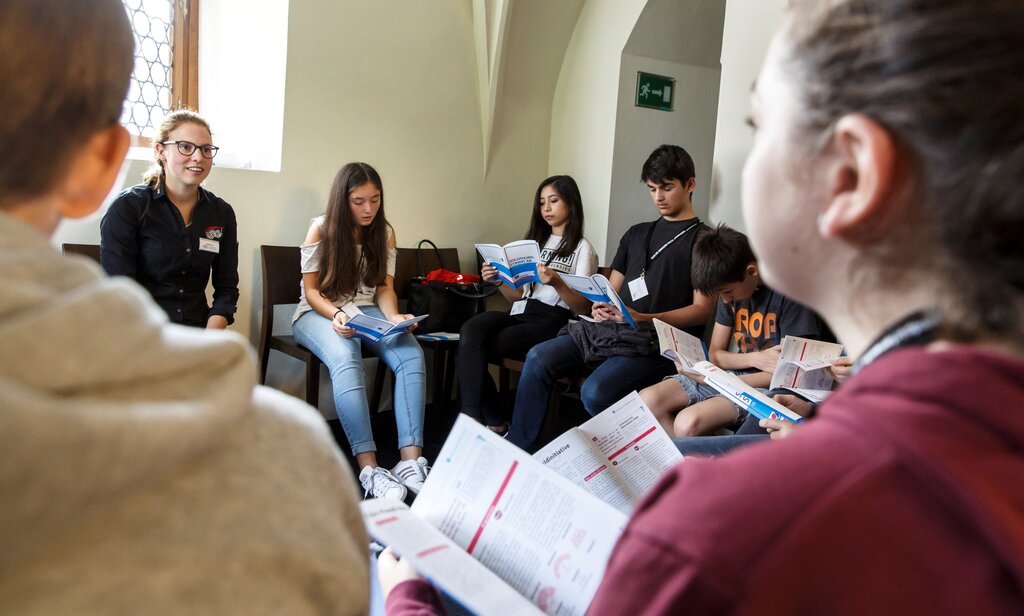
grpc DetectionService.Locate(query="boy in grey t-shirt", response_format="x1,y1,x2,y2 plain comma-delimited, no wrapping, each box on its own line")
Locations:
639,224,820,437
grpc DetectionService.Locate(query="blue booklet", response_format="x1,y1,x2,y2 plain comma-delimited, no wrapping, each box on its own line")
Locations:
559,273,637,329
347,313,429,343
475,240,541,289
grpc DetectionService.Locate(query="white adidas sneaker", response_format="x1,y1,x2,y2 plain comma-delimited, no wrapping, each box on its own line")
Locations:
390,457,431,495
359,466,408,501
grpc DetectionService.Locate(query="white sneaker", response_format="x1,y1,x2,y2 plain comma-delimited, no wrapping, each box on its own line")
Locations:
359,466,408,501
390,457,431,495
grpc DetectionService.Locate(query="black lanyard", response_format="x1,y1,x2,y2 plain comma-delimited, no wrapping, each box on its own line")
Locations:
852,311,941,375
642,218,700,276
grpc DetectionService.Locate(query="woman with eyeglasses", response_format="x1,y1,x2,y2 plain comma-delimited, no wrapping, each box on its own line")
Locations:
101,109,238,329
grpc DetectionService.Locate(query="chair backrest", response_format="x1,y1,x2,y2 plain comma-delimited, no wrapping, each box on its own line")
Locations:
261,245,303,307
597,265,613,279
63,243,101,264
393,244,460,301
259,245,302,353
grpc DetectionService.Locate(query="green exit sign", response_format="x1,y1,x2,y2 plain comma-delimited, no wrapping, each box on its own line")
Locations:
635,72,674,111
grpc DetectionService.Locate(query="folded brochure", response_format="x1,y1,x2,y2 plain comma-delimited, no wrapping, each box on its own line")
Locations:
346,313,428,343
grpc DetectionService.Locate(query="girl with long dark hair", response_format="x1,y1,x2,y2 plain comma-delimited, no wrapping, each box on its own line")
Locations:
291,162,428,500
456,175,597,433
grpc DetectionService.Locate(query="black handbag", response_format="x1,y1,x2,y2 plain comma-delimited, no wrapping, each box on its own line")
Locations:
406,240,497,333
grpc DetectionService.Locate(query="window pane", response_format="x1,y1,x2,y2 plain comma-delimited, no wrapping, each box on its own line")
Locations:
121,0,174,139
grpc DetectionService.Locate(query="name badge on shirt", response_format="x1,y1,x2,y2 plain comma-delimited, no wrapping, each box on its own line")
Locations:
199,238,220,254
510,300,528,316
628,275,649,301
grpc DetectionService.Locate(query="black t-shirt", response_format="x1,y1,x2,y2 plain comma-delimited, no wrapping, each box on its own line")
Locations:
714,285,820,352
100,184,239,327
610,217,708,338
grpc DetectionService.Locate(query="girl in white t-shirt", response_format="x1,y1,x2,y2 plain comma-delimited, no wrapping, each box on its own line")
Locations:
291,162,428,501
457,175,598,433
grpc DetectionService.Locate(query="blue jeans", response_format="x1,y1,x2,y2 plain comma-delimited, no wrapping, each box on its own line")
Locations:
506,335,673,450
293,306,426,456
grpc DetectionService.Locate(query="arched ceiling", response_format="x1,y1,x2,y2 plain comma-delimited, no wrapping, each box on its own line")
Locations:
472,0,587,171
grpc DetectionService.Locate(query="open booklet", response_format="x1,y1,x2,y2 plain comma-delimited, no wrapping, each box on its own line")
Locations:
363,415,629,616
534,391,682,515
768,335,845,401
652,318,708,371
690,361,805,424
346,313,428,343
559,273,637,329
475,240,541,289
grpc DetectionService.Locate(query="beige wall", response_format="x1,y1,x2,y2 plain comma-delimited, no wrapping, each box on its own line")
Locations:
606,0,726,262
549,0,727,264
709,0,784,230
548,0,648,262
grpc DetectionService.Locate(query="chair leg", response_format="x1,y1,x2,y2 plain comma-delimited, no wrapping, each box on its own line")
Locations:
498,365,510,393
306,357,320,408
437,346,458,439
431,346,445,410
442,347,456,409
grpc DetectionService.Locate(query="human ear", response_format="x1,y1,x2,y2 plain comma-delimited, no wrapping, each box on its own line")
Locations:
59,124,130,219
816,114,899,242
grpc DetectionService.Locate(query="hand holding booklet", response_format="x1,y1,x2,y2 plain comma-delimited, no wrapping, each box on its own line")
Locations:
653,318,708,372
559,273,637,329
475,240,541,289
361,394,682,615
363,415,628,616
346,313,428,343
768,335,845,401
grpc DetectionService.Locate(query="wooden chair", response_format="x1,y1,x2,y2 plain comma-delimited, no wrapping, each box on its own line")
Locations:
257,245,385,409
62,243,102,264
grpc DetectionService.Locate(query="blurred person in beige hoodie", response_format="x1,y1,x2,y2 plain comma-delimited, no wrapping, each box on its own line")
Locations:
0,1,369,613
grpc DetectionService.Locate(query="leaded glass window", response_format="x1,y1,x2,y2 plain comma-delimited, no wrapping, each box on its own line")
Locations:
122,0,174,139
120,0,198,142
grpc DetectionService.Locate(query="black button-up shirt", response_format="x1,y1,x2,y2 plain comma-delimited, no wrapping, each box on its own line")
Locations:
100,183,239,327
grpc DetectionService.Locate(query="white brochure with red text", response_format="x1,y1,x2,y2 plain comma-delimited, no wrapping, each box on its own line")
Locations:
533,391,683,514
363,415,628,616
768,335,845,392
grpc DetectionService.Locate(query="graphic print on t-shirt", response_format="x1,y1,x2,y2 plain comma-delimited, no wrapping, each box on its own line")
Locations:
539,247,577,274
732,307,778,353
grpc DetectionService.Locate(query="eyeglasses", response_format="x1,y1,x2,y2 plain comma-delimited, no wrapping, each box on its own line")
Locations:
160,140,220,159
